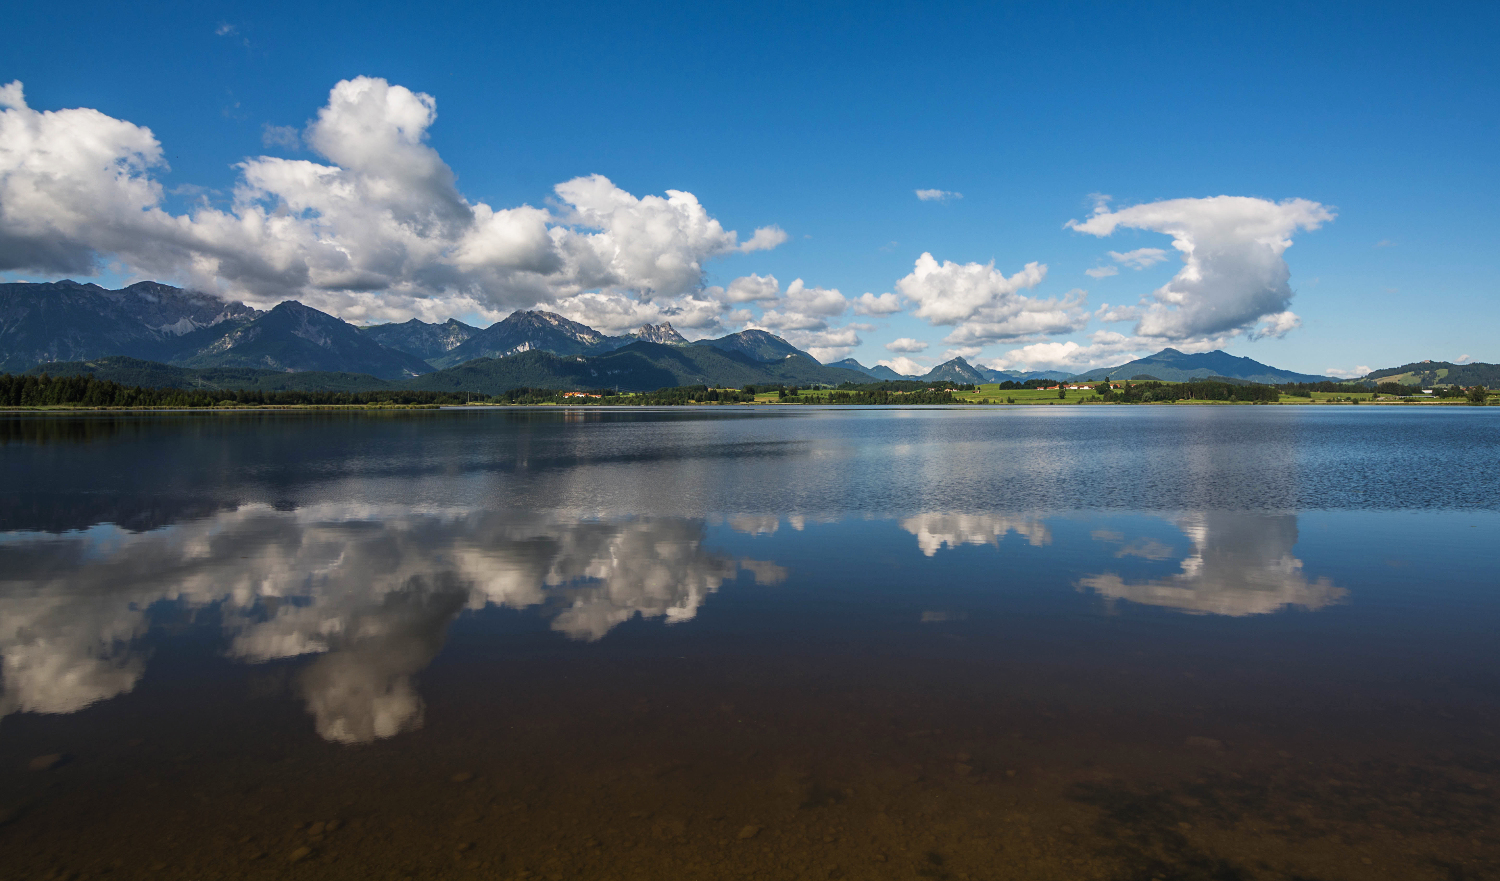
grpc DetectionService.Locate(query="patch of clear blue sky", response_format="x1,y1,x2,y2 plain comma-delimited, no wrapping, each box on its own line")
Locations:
4,0,1496,373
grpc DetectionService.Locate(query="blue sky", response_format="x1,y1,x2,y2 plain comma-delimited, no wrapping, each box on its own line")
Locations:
2,0,1495,375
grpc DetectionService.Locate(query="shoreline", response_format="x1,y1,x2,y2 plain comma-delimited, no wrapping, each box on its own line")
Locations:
0,399,1485,413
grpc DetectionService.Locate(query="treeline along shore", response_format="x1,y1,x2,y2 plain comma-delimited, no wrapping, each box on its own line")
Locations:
2,372,1492,410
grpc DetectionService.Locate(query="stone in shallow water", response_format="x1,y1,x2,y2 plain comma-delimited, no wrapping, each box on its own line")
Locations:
288,846,313,863
28,754,64,772
451,771,475,783
653,816,688,839
738,825,761,839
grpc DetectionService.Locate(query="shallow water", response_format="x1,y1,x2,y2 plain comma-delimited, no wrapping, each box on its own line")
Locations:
2,406,1498,880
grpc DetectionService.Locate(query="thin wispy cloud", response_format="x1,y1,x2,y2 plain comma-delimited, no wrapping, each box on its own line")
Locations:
915,189,961,203
1108,247,1169,269
260,123,300,149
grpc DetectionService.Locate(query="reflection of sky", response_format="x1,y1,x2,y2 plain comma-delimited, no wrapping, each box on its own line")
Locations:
0,507,783,742
1079,513,1346,616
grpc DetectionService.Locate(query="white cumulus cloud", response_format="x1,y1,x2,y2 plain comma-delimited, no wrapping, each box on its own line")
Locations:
877,356,928,376
1085,265,1119,279
717,273,780,304
0,78,787,323
543,290,729,338
1067,195,1333,341
737,225,789,252
984,331,1152,373
885,338,929,353
1251,310,1301,340
740,278,859,360
895,252,1087,347
1323,365,1372,379
915,189,962,202
852,291,902,315
782,278,848,316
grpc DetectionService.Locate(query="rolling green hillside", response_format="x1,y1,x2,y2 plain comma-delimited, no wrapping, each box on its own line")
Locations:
1363,360,1499,388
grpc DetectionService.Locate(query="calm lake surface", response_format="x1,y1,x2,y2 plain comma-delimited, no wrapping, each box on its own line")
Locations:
2,406,1498,881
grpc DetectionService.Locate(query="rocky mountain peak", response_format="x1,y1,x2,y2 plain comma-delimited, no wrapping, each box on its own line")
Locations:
631,323,688,345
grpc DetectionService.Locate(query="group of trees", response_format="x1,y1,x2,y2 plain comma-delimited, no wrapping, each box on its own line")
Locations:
991,379,1062,390
0,373,482,408
832,379,966,392
1275,381,1374,396
780,387,957,405
1097,379,1281,404
636,386,757,404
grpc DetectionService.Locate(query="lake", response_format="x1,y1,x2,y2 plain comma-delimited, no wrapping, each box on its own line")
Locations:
2,406,1498,881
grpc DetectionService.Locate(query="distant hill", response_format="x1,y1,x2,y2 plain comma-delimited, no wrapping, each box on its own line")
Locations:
175,301,434,380
965,366,1074,382
1362,360,1499,388
828,358,905,381
922,357,988,384
360,318,479,361
698,329,807,362
0,279,260,372
1003,369,1074,382
1070,348,1328,384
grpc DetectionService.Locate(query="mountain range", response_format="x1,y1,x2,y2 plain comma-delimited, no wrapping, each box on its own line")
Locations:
10,278,1478,394
359,318,480,361
1069,348,1330,385
0,279,260,373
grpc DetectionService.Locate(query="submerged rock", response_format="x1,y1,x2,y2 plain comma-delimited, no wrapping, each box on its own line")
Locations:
27,754,65,772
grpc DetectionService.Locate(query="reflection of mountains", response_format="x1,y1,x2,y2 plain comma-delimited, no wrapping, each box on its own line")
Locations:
0,508,783,743
1080,513,1345,616
0,410,804,534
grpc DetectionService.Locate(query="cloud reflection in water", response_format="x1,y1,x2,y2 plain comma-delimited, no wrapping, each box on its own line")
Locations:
900,513,1052,556
0,507,784,742
1080,513,1346,616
